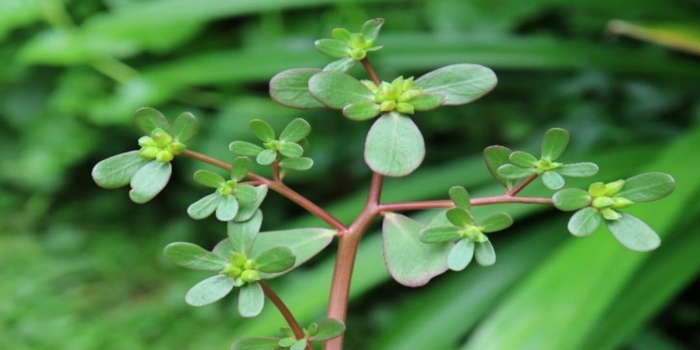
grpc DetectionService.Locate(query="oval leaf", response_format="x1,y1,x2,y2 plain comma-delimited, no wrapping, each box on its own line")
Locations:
420,226,463,243
541,128,569,160
447,239,475,271
497,164,535,179
172,111,198,142
474,240,496,266
605,213,661,252
343,101,381,121
229,209,263,255
230,141,264,157
509,151,538,167
483,146,514,189
312,318,346,341
414,64,497,105
410,92,446,111
249,228,336,277
446,208,472,226
187,193,220,220
256,149,277,165
231,337,284,350
234,184,258,204
193,169,225,188
255,246,296,274
215,195,239,221
163,242,228,271
323,57,355,72
314,38,349,58
361,18,384,42
308,71,375,108
553,188,591,211
279,118,311,143
235,186,268,222
128,161,172,204
231,157,252,181
480,212,513,233
185,275,235,307
238,282,264,318
448,186,470,210
269,68,325,109
557,162,599,177
250,119,275,142
92,151,149,189
278,142,304,158
134,107,170,134
542,171,565,190
365,112,425,177
567,207,602,237
616,172,675,202
279,157,313,171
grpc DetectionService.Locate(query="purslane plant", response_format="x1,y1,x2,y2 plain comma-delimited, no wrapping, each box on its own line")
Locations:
91,18,675,350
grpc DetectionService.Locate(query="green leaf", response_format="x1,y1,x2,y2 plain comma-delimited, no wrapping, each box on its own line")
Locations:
187,192,220,220
541,128,569,160
410,92,446,111
312,318,345,341
278,142,304,158
172,111,198,142
185,275,235,307
314,39,349,58
553,188,591,211
229,210,263,255
249,228,336,277
230,141,264,157
231,337,283,350
541,171,565,190
323,57,355,72
497,164,535,179
413,64,497,105
420,226,463,243
235,186,268,222
238,282,264,318
568,207,602,237
509,151,538,167
279,157,313,171
234,184,258,204
474,240,496,266
290,339,308,350
163,242,228,271
332,28,352,41
255,247,295,274
308,71,375,109
193,169,225,188
256,149,277,165
361,18,384,42
480,213,513,233
128,160,171,204
382,213,451,287
483,146,514,189
364,112,425,177
446,208,472,226
229,157,251,181
269,68,325,109
134,107,170,134
92,151,150,189
250,119,275,142
616,172,675,202
343,101,381,121
279,119,311,143
447,239,475,271
605,213,661,252
557,162,599,177
215,195,239,221
448,186,470,210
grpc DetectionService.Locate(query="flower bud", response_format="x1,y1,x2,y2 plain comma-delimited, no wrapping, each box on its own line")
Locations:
612,197,634,209
244,259,257,270
604,180,625,196
396,102,415,114
224,265,242,278
168,141,186,154
588,182,607,197
156,150,174,163
230,252,247,267
379,100,396,112
138,136,156,147
241,270,260,283
139,146,158,159
601,208,621,221
592,196,615,209
151,128,173,146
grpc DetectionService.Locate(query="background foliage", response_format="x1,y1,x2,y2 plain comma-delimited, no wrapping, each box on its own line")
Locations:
3,0,700,349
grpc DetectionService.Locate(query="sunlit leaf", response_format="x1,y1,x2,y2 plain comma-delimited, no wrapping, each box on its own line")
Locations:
509,151,537,167
420,226,462,243
231,157,252,181
256,149,277,165
553,188,591,211
497,164,535,179
483,146,514,189
480,213,513,233
474,240,496,266
410,92,446,111
279,118,311,143
255,246,295,274
557,162,599,177
448,186,470,210
542,171,565,190
250,119,275,142
447,239,475,271
279,157,313,171
193,169,225,188
343,101,381,121
235,186,268,222
616,172,675,202
229,210,263,255
230,141,264,157
187,192,220,220
308,71,374,108
249,228,336,277
314,39,349,58
172,111,198,142
278,142,304,158
215,195,239,221
568,207,602,237
361,18,384,42
134,107,170,134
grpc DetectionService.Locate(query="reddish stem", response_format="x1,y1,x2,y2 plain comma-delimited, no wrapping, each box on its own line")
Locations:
361,57,381,86
508,173,539,196
260,282,313,350
378,195,553,213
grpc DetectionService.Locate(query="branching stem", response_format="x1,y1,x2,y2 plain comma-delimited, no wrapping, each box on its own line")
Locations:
260,282,313,350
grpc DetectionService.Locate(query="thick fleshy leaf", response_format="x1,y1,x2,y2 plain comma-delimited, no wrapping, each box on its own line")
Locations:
343,101,381,121
568,207,602,237
269,68,325,108
212,238,234,259
542,171,565,190
447,239,475,271
279,157,313,171
238,282,264,318
134,107,170,134
420,226,463,243
414,64,497,105
255,246,295,273
231,337,283,350
606,213,661,252
163,242,228,271
312,318,346,341
234,184,257,204
314,38,349,58
365,112,425,177
249,228,336,277
483,146,514,189
231,157,252,181
324,57,354,72
279,118,311,143
410,92,446,111
361,18,384,42
332,27,352,41
215,195,239,221
308,71,375,108
230,141,264,157
509,151,538,167
92,151,149,189
448,186,470,210
474,240,496,266
553,188,591,211
193,169,225,188
446,208,472,226
185,275,235,307
541,128,569,160
557,162,599,177
480,213,513,233
186,193,220,219
128,161,171,204
256,149,277,165
229,210,263,255
497,164,535,179
616,172,675,202
290,339,308,350
235,186,268,222
382,213,451,287
172,111,198,142
250,119,275,142
278,142,304,158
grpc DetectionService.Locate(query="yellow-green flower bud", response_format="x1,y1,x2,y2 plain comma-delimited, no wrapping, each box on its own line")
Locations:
244,259,256,270
138,136,156,147
168,141,186,154
601,208,621,220
224,265,242,278
588,182,607,197
151,128,173,146
612,197,634,209
349,48,366,60
156,150,174,163
401,77,414,91
604,180,625,196
139,146,158,159
361,80,379,93
230,253,247,267
399,89,423,102
241,270,260,283
396,102,415,114
592,196,615,209
380,100,396,112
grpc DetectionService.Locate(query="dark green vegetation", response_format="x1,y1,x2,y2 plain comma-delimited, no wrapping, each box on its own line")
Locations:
3,1,700,349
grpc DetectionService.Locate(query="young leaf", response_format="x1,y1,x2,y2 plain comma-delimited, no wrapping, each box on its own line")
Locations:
483,146,514,189
128,161,172,204
230,141,264,157
278,142,304,158
163,242,228,271
542,171,565,190
269,68,325,109
134,107,170,134
279,118,311,143
187,193,220,220
231,157,252,181
215,195,239,221
250,119,275,142
557,162,599,177
382,213,451,287
238,282,264,318
413,64,497,105
616,172,675,202
343,101,381,121
448,186,470,210
235,186,268,222
279,157,313,171
553,188,591,211
324,57,354,72
509,151,538,167
249,228,336,277
290,339,308,350
541,128,569,160
234,184,258,204
364,112,425,177
480,212,513,233
410,92,446,111
231,337,283,350
255,246,295,274
497,164,535,179
308,71,375,108
256,149,277,165
92,151,150,189
172,111,198,142
420,226,463,243
361,18,384,42
229,210,263,255
446,208,472,226
193,169,225,188
567,207,602,237
314,39,349,58
447,239,475,271
312,318,346,341
185,275,235,307
474,240,496,266
605,213,661,252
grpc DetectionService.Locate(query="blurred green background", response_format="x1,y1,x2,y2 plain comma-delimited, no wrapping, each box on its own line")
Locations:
2,0,700,349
